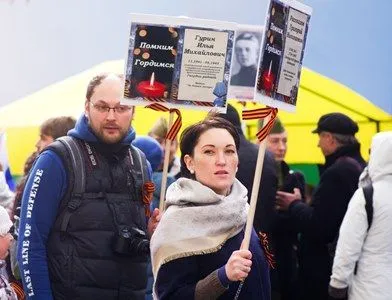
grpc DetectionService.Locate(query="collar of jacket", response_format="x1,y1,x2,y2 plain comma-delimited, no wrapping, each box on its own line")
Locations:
324,142,361,168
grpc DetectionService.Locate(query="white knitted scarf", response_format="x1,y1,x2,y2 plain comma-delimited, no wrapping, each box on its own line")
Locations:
150,177,249,277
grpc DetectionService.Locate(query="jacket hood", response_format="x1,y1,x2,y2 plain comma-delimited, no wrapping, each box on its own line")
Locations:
68,114,135,144
368,131,392,182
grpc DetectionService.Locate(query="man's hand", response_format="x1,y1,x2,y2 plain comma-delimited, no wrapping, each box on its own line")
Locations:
276,188,301,211
147,208,161,238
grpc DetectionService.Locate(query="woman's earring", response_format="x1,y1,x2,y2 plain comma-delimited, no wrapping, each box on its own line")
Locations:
190,169,194,174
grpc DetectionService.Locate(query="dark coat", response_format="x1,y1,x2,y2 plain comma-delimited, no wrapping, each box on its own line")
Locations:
155,230,271,300
270,161,305,300
230,66,258,86
236,134,278,234
288,143,366,300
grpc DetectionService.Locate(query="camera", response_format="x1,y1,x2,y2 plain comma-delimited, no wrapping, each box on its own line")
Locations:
281,170,304,194
113,227,150,256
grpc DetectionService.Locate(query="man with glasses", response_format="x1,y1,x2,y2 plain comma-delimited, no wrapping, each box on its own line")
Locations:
17,73,161,300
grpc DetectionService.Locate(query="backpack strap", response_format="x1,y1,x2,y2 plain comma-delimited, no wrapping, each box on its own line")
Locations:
48,136,86,232
56,136,86,195
363,184,374,231
129,145,149,186
354,183,374,275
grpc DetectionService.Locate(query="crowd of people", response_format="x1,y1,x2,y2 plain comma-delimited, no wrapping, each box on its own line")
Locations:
0,73,388,299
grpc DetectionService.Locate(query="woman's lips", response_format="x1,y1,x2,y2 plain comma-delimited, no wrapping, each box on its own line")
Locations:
214,170,229,175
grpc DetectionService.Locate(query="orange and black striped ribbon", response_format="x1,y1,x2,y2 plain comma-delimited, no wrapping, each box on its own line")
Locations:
142,181,155,217
242,107,278,142
10,281,26,300
258,232,276,269
145,103,182,141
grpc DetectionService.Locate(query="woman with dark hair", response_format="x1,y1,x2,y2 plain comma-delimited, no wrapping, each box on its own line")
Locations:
150,113,271,299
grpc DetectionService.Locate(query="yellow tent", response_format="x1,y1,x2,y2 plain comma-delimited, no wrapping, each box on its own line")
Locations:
1,60,391,176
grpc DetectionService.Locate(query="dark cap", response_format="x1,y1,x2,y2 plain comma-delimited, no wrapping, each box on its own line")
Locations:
259,117,285,134
219,104,242,130
312,113,359,135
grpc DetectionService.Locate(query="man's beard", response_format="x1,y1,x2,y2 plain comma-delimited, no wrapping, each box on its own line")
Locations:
90,122,129,144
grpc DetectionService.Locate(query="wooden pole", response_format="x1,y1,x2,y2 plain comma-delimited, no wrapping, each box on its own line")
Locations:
241,113,271,250
158,111,174,212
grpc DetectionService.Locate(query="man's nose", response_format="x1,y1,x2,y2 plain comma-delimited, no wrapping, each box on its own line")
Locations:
106,108,116,120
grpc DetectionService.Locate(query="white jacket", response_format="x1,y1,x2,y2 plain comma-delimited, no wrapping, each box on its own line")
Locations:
329,131,392,300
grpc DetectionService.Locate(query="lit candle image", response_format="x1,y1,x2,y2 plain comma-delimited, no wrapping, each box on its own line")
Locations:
262,60,275,95
136,72,166,98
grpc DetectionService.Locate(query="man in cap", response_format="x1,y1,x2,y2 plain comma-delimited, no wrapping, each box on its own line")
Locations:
276,112,366,300
265,118,305,300
265,117,305,194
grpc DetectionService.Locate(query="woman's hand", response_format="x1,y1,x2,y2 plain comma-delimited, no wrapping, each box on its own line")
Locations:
147,208,161,238
225,249,252,281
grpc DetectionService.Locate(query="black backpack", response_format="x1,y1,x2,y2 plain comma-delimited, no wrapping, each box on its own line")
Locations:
49,136,150,233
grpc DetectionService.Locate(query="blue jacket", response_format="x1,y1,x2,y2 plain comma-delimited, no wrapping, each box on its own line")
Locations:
16,115,139,300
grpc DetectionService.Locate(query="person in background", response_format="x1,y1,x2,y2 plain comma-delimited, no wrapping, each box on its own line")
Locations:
35,116,76,153
132,136,162,174
148,117,181,179
7,151,39,300
329,131,392,300
265,118,305,195
151,113,271,299
265,118,305,300
276,113,366,300
14,116,76,220
0,206,17,300
0,163,15,216
132,135,166,300
132,136,174,211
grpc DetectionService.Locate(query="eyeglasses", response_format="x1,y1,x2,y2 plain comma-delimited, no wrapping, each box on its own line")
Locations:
90,101,132,114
